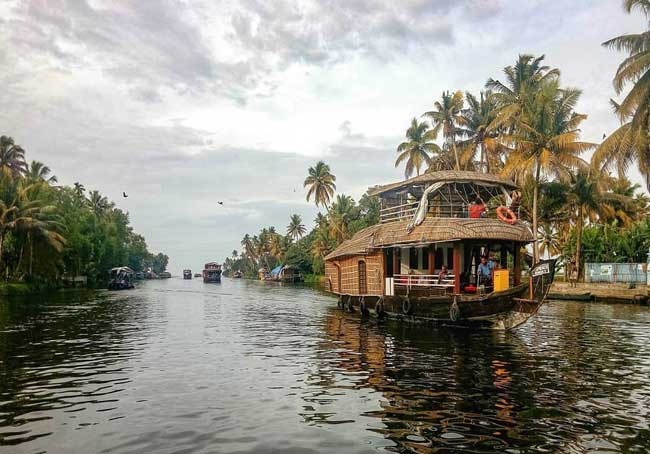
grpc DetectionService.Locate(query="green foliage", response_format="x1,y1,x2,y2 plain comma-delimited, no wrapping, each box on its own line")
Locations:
0,135,167,287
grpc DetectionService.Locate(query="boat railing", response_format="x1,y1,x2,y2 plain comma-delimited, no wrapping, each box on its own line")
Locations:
380,202,522,223
394,274,455,290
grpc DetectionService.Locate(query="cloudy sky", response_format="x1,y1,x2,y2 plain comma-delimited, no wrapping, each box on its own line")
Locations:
0,0,644,273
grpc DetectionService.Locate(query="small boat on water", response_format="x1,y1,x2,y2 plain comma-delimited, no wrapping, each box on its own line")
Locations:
194,273,202,278
233,270,243,279
270,265,304,283
258,268,271,281
323,170,556,330
108,266,135,290
135,271,145,280
203,262,222,283
159,271,172,279
183,269,192,280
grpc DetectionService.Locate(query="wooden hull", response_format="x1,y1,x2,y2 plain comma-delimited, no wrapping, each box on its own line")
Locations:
336,284,539,329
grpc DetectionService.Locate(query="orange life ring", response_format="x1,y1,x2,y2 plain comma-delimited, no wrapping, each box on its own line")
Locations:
496,206,517,224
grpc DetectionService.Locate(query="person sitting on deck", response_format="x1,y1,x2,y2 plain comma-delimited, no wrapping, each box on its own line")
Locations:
477,256,494,286
438,265,448,284
469,197,487,219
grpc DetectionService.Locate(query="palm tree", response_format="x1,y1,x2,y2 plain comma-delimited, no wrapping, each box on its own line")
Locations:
395,118,439,177
0,136,28,177
241,234,255,261
231,250,238,260
328,194,355,242
73,182,85,198
486,54,560,130
304,161,336,209
88,190,109,218
458,91,506,172
26,161,57,184
501,81,595,263
563,167,629,277
424,90,464,170
595,2,650,189
286,214,306,241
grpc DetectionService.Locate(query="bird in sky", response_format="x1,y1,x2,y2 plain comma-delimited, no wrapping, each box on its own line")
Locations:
218,201,223,205
123,192,128,198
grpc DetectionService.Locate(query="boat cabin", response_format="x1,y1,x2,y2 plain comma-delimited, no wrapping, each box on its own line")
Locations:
203,262,222,283
324,171,532,299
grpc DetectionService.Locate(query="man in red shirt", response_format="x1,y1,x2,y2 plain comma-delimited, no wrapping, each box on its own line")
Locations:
469,197,486,219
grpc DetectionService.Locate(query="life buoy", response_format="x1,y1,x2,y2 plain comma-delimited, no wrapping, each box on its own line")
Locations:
402,297,413,315
496,206,517,224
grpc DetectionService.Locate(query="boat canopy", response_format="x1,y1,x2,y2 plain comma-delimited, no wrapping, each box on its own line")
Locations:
270,265,283,277
110,266,134,274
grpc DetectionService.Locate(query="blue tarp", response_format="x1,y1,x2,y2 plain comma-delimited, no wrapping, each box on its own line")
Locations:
270,265,284,277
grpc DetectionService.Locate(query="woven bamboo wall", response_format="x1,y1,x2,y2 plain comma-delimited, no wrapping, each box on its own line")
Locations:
325,252,384,296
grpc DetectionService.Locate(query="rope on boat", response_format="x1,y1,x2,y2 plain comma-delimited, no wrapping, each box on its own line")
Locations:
375,296,385,318
450,295,460,321
359,296,369,316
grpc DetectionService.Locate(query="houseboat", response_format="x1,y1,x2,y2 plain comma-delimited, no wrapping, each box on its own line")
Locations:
233,270,243,278
183,269,192,279
270,265,304,283
203,262,222,283
324,170,555,330
108,266,135,290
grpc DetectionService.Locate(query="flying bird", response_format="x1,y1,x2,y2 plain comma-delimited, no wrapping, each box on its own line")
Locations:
123,192,128,198
218,201,223,205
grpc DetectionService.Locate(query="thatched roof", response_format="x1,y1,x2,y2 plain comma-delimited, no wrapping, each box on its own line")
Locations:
368,170,518,197
324,217,533,260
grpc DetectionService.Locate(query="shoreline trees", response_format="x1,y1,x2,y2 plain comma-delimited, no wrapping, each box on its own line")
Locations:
0,135,168,287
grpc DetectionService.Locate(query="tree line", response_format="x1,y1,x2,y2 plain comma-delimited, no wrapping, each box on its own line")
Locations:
0,135,168,288
226,2,650,279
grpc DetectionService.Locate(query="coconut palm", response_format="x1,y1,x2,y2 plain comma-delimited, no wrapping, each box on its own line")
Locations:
286,214,306,241
304,161,336,209
395,118,439,177
564,168,630,278
328,194,355,242
26,161,57,184
241,234,255,261
595,2,650,189
0,135,28,177
487,54,560,130
458,91,507,172
500,81,595,263
423,90,464,170
88,190,109,218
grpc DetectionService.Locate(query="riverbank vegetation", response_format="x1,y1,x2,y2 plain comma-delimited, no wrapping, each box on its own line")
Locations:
224,2,650,281
0,136,168,289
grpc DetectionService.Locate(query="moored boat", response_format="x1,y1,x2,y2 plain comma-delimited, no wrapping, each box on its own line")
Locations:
270,265,304,283
108,266,135,290
203,262,222,283
323,170,556,330
183,269,192,279
159,271,171,279
194,273,202,278
233,270,243,278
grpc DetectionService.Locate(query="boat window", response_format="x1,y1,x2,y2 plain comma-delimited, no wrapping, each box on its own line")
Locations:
409,248,418,269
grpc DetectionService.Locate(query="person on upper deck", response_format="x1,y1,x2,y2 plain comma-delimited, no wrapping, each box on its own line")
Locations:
438,265,448,284
477,256,494,285
469,197,487,219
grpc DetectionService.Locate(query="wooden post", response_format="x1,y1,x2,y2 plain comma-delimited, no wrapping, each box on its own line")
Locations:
428,245,435,275
453,243,461,294
393,247,399,276
513,242,521,286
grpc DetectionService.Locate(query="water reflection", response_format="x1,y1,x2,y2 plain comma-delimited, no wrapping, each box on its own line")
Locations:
0,280,649,453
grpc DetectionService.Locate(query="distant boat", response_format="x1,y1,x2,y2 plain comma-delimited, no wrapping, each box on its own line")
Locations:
233,270,243,279
183,269,192,280
108,266,135,290
203,262,222,283
159,271,172,279
194,273,202,278
135,271,145,280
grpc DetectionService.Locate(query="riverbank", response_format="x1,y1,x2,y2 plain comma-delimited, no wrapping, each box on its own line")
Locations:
549,282,650,305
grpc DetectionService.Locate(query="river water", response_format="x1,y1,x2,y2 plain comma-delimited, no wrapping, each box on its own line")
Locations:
0,278,649,453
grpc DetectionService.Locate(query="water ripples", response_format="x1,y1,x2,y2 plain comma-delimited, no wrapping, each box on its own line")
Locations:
1,280,649,453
